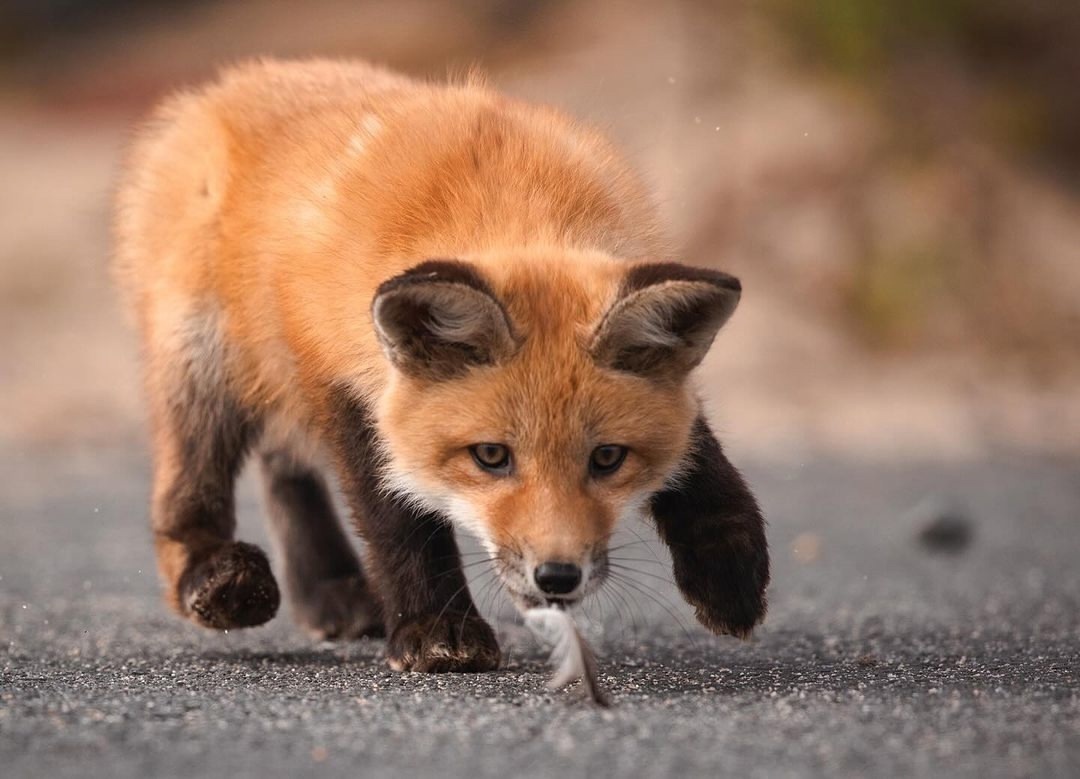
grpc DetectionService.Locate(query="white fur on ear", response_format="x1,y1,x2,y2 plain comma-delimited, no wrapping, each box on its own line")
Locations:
525,606,609,706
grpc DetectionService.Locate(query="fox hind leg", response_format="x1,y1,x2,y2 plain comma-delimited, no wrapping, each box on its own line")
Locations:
258,446,384,640
145,308,280,630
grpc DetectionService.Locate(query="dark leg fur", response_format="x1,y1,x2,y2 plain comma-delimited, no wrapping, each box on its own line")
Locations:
259,449,383,640
148,317,279,630
650,417,769,637
323,388,499,672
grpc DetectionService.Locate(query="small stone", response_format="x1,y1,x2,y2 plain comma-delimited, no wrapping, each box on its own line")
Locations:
918,512,974,554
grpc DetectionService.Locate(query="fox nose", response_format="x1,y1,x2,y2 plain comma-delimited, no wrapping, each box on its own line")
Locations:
534,562,582,595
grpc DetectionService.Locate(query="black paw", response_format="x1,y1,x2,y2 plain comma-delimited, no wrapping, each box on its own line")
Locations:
292,574,384,641
670,534,768,638
180,541,280,630
386,613,500,673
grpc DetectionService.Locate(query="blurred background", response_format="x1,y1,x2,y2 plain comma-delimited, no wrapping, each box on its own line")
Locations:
1,0,1078,460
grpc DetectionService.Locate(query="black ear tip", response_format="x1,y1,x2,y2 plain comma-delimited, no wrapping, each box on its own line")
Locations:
622,262,742,295
719,274,741,294
701,270,741,297
374,259,496,299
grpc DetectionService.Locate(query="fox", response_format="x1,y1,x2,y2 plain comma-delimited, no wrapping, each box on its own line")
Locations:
113,58,769,672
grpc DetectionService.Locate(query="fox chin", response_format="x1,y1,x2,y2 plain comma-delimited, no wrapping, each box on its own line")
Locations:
113,57,769,672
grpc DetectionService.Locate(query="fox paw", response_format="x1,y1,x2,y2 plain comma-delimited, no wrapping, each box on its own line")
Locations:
386,613,500,673
180,541,280,630
292,574,384,641
671,544,768,639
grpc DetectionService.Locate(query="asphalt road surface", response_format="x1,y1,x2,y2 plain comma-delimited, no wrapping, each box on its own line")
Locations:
2,443,1078,778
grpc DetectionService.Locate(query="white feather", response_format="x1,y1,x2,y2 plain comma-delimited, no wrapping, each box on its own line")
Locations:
525,606,608,706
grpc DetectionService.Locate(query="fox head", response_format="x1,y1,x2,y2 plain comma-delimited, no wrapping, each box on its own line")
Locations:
371,250,741,611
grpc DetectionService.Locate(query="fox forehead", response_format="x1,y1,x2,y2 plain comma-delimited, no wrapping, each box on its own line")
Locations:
482,247,624,331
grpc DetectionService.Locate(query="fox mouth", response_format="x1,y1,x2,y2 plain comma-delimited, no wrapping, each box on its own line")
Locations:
510,590,583,613
517,592,580,609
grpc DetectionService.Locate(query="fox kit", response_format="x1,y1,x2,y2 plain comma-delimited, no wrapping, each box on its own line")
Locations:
114,58,769,672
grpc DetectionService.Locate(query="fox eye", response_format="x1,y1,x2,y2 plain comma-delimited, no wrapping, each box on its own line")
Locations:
590,445,628,476
470,443,512,474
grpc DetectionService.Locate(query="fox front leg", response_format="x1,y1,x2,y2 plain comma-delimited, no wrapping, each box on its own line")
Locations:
651,417,769,638
323,388,500,672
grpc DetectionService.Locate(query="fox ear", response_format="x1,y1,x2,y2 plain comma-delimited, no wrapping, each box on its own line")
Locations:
373,260,518,379
591,262,741,378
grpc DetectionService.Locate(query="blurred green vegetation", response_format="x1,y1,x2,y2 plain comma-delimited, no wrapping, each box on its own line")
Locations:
845,243,945,350
767,0,1080,174
764,0,1080,361
768,0,990,76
